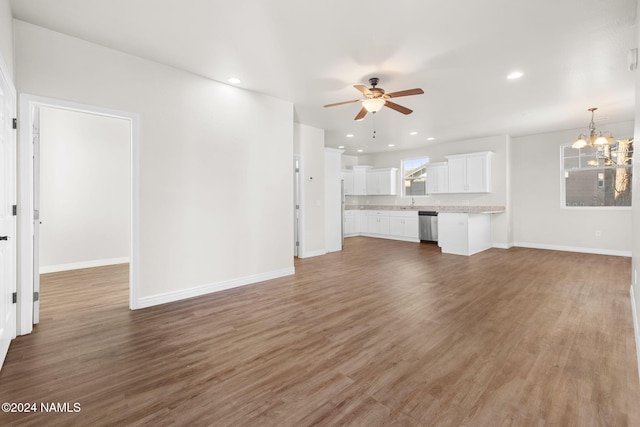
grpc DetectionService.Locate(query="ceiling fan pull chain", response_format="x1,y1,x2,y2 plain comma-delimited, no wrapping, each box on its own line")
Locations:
372,114,377,140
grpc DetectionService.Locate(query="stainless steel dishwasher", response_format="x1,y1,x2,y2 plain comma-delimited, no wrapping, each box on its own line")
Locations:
418,211,438,243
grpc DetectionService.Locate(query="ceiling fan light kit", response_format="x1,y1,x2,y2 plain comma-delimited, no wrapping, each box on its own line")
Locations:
324,77,424,121
362,98,386,113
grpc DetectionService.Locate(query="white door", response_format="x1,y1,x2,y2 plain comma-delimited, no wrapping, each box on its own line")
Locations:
0,60,17,370
293,156,301,257
32,108,40,324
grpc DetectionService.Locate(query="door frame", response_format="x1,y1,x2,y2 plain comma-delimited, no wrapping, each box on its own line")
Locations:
293,155,302,257
17,94,140,335
0,51,17,368
293,154,305,258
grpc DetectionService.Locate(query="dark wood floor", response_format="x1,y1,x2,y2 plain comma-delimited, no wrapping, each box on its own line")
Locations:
1,237,639,426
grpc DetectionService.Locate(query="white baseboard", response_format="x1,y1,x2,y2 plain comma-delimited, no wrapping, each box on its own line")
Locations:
631,285,640,386
349,233,420,243
136,267,295,309
298,249,327,259
40,257,130,274
492,242,513,249
513,242,631,257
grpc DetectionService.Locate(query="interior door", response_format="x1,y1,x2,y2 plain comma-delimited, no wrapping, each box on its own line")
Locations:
0,61,17,370
293,156,301,257
32,108,40,324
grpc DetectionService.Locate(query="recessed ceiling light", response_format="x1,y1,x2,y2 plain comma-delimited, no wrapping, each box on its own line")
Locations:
409,131,418,136
357,149,364,153
338,145,345,149
427,137,435,141
346,133,354,138
388,144,395,147
228,77,241,84
507,71,523,80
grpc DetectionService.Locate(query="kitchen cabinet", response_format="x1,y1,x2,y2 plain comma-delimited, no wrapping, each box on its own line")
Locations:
344,210,358,236
445,152,492,193
341,170,354,195
365,210,390,235
438,212,492,255
366,168,398,195
345,210,418,242
351,166,371,195
389,212,419,241
425,162,449,194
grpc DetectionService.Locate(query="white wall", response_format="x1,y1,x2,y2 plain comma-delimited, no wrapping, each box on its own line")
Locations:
0,0,12,78
350,135,511,247
324,147,343,253
631,0,640,383
39,107,130,272
14,21,294,304
294,123,325,257
512,121,634,255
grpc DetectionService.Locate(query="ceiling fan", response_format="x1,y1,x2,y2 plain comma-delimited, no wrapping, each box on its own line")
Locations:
324,77,424,121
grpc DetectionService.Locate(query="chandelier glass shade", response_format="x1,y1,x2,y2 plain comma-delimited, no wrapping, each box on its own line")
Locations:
571,107,614,149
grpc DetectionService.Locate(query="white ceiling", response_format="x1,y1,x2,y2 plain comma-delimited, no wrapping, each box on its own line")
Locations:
10,0,639,155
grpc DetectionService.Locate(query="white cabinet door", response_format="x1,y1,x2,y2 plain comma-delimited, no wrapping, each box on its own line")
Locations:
466,155,489,193
365,168,397,195
341,171,354,195
378,169,397,195
344,211,357,236
445,152,492,193
379,217,390,235
387,212,419,241
366,211,390,235
352,166,370,195
357,210,366,233
402,217,419,239
447,158,467,193
366,171,381,195
389,217,403,236
367,214,379,234
426,163,449,194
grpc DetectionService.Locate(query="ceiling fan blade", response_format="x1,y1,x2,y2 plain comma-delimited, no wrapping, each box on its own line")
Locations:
384,101,413,115
354,107,368,121
354,85,372,96
324,99,362,108
384,88,424,98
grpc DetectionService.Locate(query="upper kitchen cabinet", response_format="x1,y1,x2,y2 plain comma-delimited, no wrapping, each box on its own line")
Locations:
425,162,449,194
341,170,354,195
445,152,492,193
351,166,372,195
366,168,398,195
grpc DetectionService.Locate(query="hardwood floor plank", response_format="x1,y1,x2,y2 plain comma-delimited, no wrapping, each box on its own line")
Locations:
0,238,638,426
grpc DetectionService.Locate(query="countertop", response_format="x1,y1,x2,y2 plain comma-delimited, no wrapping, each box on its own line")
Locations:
345,205,505,214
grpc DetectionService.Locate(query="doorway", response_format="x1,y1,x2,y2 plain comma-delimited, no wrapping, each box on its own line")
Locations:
36,107,130,321
18,95,140,335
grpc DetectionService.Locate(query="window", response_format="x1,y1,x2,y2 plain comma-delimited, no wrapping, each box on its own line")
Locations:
402,157,428,196
562,139,633,207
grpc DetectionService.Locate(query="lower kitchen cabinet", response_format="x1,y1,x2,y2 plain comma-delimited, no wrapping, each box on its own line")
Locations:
366,211,390,235
346,210,419,242
389,213,419,241
438,212,492,255
344,210,358,236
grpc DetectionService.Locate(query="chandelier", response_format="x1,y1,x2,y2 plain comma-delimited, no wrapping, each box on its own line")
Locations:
571,107,614,149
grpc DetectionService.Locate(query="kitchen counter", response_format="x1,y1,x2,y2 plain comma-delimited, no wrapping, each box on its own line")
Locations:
345,205,505,214
345,205,504,256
